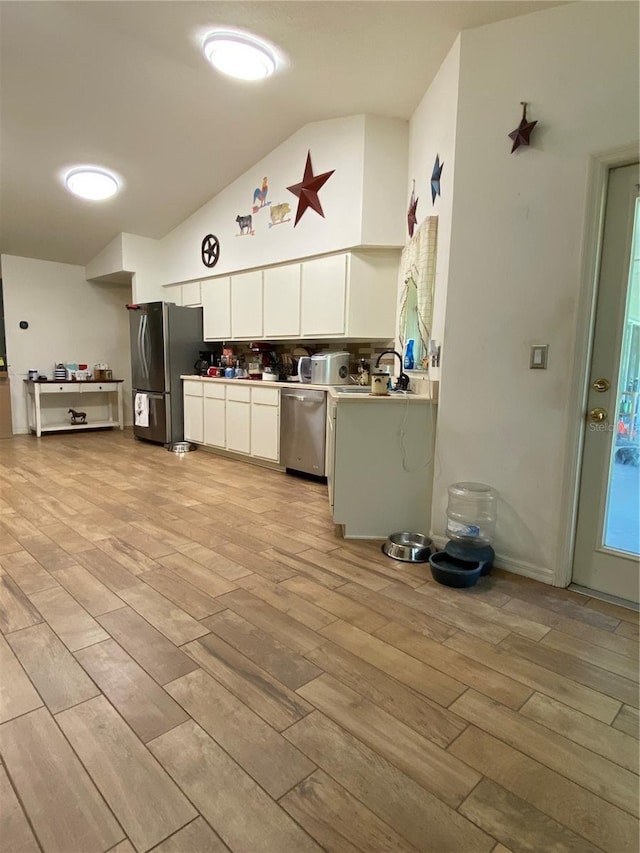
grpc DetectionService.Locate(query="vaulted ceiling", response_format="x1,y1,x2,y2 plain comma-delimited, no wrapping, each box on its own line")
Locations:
0,1,562,266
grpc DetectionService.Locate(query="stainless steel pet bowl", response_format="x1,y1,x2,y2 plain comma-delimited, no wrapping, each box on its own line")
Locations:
382,532,434,563
170,441,197,454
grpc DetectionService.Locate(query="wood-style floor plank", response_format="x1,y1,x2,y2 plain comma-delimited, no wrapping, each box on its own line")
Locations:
0,707,125,853
459,778,602,853
319,620,466,707
0,574,43,634
57,696,196,852
280,575,390,633
280,770,418,853
0,633,43,723
450,725,639,853
449,689,639,817
7,622,99,714
519,692,639,771
0,550,59,595
0,764,41,853
96,606,198,685
375,621,533,709
613,704,639,739
177,542,253,581
150,817,229,853
139,567,226,620
284,711,494,853
74,639,189,742
445,631,622,723
211,588,325,654
305,640,467,748
116,583,210,646
28,585,108,651
183,634,313,731
204,608,322,689
499,633,638,708
165,668,315,798
236,573,338,630
53,564,125,617
540,628,640,682
149,720,322,852
297,673,480,807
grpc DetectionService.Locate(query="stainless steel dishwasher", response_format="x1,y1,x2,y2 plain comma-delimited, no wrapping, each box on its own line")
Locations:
280,387,327,477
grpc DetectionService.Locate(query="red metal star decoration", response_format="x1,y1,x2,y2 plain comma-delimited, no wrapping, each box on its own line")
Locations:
508,101,538,153
287,151,335,226
407,180,418,237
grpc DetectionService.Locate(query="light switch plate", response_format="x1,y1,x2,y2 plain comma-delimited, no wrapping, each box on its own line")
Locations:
530,344,548,369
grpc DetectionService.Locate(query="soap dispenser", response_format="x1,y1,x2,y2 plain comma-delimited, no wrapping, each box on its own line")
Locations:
404,340,415,370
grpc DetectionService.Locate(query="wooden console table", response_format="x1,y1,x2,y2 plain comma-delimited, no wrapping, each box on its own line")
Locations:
25,379,125,437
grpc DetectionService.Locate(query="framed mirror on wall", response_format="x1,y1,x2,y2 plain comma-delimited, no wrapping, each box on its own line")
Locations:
397,216,438,370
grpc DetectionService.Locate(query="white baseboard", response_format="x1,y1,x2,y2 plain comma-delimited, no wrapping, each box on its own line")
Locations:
430,535,556,586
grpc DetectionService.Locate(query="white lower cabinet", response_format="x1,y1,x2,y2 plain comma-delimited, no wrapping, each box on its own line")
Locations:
183,391,203,444
184,380,280,462
203,397,225,448
226,400,251,454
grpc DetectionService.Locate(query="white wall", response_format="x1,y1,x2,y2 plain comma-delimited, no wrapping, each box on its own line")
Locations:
430,1,639,582
2,255,132,433
406,35,460,367
361,115,409,247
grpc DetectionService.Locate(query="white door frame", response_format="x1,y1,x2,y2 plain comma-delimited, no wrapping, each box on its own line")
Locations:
555,143,639,588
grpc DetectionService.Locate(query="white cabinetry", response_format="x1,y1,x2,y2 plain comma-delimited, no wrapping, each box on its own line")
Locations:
250,386,279,461
330,396,435,538
231,271,263,338
183,379,280,463
183,381,204,444
203,383,225,448
182,281,202,307
195,249,399,342
202,277,231,340
263,264,301,337
300,255,347,336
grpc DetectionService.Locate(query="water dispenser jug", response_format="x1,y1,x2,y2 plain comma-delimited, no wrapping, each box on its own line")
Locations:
446,482,497,546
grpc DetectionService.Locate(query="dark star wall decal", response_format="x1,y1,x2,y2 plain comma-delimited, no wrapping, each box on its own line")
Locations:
407,180,418,237
287,150,335,226
430,155,444,204
508,101,538,153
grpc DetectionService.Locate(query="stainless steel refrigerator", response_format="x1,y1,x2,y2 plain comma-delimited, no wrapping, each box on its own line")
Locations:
128,301,203,447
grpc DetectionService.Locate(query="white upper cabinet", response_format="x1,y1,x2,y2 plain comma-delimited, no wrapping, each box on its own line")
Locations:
194,249,398,342
202,277,231,340
231,270,263,339
181,281,202,307
263,264,301,337
300,254,347,336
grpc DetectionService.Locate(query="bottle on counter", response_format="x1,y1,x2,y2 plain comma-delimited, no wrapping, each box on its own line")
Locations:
404,340,415,370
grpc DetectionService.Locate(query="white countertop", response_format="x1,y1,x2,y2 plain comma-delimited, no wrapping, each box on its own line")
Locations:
180,375,435,402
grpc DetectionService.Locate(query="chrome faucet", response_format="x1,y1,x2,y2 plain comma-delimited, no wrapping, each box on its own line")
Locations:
375,350,410,391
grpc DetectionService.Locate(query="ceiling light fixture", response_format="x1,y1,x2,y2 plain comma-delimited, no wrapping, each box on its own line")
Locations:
202,30,277,81
64,167,120,200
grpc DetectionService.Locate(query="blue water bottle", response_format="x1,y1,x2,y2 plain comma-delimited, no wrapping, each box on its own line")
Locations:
404,340,415,370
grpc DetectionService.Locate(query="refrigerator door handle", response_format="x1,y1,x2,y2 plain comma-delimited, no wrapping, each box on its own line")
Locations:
141,314,150,379
137,316,145,380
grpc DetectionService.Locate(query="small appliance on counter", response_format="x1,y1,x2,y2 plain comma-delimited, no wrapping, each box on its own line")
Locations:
194,349,219,376
297,351,350,385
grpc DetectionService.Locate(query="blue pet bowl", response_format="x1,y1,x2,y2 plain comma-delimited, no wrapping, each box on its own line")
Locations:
444,540,495,576
429,551,483,588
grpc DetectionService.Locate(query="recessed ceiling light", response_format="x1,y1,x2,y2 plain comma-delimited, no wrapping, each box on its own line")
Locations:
64,167,120,200
203,30,277,81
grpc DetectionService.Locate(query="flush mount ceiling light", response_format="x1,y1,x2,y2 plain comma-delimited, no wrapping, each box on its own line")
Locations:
202,30,277,80
64,167,120,200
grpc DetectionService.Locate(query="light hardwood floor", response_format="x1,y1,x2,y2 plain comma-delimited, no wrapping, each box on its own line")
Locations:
0,430,638,853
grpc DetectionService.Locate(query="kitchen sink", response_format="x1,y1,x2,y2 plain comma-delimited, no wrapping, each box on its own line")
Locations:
334,386,372,393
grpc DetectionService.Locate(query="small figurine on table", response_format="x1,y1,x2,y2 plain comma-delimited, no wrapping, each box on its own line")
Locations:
68,408,87,425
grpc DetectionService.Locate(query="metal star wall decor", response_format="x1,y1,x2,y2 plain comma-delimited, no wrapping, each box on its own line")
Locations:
287,150,335,226
431,155,444,204
407,180,418,237
508,101,538,153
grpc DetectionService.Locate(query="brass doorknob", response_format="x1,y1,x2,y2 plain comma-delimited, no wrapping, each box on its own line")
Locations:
592,378,610,392
589,407,608,422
